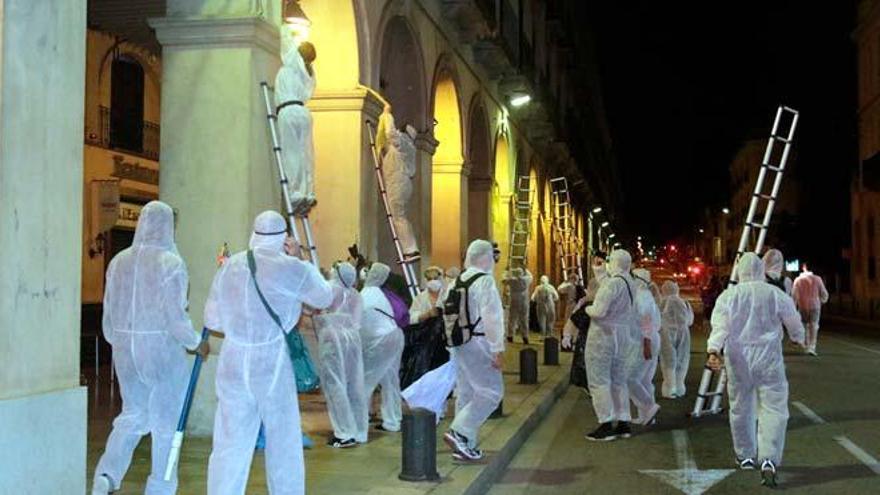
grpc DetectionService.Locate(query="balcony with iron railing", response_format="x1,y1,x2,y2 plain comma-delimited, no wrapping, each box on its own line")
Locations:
85,105,160,161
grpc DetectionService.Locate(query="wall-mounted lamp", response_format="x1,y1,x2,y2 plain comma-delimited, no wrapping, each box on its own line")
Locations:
592,206,603,214
600,221,610,228
510,94,531,107
282,0,311,42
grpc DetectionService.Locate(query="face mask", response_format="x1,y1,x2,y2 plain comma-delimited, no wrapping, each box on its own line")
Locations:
359,268,368,281
426,279,443,292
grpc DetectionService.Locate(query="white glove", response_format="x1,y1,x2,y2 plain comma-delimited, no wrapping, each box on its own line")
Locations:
561,334,572,349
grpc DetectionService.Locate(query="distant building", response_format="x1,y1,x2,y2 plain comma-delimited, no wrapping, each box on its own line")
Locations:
852,0,880,301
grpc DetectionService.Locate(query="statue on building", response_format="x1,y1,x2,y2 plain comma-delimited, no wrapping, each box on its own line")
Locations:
274,30,317,214
377,104,420,261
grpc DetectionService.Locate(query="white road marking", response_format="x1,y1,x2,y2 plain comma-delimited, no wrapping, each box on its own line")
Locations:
640,429,735,495
792,401,826,425
825,335,880,356
834,436,880,475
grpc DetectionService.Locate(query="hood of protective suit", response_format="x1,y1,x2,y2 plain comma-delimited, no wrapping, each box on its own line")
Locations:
364,262,391,287
540,275,550,285
249,211,287,252
737,252,765,283
446,266,461,279
464,239,495,273
763,249,785,277
607,249,632,276
661,280,679,297
133,201,176,251
331,261,357,289
632,268,651,283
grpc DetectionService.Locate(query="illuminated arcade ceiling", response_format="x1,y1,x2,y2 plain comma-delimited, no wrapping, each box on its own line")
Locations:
88,0,166,54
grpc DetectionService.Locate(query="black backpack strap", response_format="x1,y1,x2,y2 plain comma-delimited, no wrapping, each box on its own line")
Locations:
457,272,487,331
613,274,634,305
247,250,285,332
374,307,397,321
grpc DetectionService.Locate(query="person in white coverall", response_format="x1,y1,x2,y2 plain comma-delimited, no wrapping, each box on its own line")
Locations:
628,268,661,426
360,262,406,433
763,249,793,294
707,253,805,487
659,280,694,399
791,264,829,356
531,275,560,336
410,266,445,324
584,249,638,441
204,211,333,495
315,262,368,448
504,267,533,343
91,201,209,495
377,105,420,260
557,273,581,320
443,240,505,461
275,31,317,212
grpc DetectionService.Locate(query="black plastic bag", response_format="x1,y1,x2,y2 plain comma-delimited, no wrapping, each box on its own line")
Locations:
569,307,590,390
400,316,450,389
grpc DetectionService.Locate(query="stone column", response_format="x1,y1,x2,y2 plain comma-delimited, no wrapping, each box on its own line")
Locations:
0,1,88,492
431,159,469,269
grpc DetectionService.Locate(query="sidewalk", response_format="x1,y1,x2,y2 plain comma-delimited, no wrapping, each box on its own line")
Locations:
86,341,572,494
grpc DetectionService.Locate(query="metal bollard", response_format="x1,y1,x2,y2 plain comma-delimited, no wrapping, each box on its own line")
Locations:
544,336,559,366
399,408,440,482
490,399,503,419
520,348,538,384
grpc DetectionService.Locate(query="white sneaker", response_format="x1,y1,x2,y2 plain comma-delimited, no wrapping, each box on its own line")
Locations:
91,474,112,495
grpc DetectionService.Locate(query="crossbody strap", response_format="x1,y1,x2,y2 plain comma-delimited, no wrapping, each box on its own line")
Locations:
247,250,285,331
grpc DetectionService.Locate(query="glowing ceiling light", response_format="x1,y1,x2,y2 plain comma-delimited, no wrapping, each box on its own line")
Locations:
592,206,603,214
510,94,531,107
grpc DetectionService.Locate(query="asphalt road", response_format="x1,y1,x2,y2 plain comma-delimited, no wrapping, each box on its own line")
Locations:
489,286,880,494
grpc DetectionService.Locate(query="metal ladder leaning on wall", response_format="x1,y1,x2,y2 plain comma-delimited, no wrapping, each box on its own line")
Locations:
508,175,533,271
550,177,583,282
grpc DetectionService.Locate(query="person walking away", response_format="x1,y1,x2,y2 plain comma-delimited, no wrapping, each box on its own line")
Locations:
504,267,533,344
531,275,560,337
763,249,793,295
707,253,805,487
628,268,661,426
659,280,694,399
791,263,829,356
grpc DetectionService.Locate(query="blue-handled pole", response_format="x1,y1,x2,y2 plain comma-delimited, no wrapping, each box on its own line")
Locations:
164,327,210,481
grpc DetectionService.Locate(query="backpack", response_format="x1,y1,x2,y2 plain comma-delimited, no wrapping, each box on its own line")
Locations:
442,272,487,347
766,274,787,293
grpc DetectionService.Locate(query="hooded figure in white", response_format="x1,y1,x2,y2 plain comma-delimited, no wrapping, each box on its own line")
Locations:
443,240,505,460
315,262,368,447
274,32,317,211
708,253,805,474
627,268,661,425
763,249,793,295
557,273,581,320
377,106,420,258
584,249,638,440
791,265,829,356
360,262,405,433
91,201,203,495
504,267,533,342
531,275,560,336
659,280,694,399
204,211,333,495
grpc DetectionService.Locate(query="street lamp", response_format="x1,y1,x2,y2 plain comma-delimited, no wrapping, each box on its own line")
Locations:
592,206,603,214
722,207,730,215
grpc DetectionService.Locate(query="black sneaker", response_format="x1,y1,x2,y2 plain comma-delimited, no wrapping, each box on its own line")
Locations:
737,457,756,470
615,421,633,439
327,437,357,449
452,446,484,462
760,459,777,488
443,429,470,455
585,422,617,442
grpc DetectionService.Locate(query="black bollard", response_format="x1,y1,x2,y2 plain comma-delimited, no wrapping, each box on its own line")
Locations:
544,336,559,366
489,400,503,419
520,348,538,384
399,408,440,482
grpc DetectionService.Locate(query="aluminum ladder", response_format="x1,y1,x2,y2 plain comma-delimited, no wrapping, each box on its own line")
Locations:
508,175,533,271
550,177,582,282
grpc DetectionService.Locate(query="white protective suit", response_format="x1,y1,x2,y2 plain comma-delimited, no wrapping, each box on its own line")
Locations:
659,281,694,398
315,262,368,443
377,109,419,256
204,211,333,495
531,275,560,336
360,263,405,433
409,266,444,324
791,269,829,354
275,34,316,208
628,268,661,424
763,249,793,295
708,253,805,466
92,201,201,495
585,250,638,424
449,240,506,448
558,275,580,320
505,268,533,340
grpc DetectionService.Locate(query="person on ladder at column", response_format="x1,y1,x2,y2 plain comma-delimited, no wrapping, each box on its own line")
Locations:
443,240,505,462
659,280,694,399
360,263,405,434
504,267,533,344
204,211,333,495
376,104,420,262
91,201,210,495
584,249,638,442
792,262,829,357
763,249,793,295
314,261,368,448
531,275,560,337
706,253,806,488
627,268,661,426
275,27,317,214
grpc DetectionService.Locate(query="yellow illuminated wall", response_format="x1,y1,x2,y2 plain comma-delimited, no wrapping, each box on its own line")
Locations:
492,134,512,278
431,74,466,268
527,166,540,277
543,179,555,281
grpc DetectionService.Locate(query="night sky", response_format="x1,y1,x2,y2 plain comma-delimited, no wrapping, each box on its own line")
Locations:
585,0,858,269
